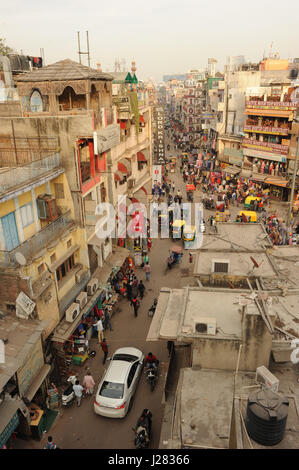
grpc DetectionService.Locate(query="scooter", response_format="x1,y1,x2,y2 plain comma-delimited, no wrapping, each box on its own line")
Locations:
61,375,77,406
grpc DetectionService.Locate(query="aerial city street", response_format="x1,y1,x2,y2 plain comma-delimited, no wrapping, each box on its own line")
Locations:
1,2,299,454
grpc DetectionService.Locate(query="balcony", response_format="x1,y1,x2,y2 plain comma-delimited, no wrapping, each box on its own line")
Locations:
0,153,62,197
0,210,74,267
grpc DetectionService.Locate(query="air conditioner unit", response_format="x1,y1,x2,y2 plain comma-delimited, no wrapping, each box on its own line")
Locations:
76,291,88,309
194,317,216,335
87,278,99,296
65,302,80,323
211,259,230,274
75,269,87,284
256,366,279,392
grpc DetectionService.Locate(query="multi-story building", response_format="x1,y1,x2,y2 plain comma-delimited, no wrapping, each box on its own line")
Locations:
109,65,152,252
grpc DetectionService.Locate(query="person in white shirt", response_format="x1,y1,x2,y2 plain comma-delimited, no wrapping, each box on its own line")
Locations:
94,318,104,343
73,380,84,406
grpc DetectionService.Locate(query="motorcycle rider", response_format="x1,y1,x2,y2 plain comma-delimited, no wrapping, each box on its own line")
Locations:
145,352,158,370
136,409,152,434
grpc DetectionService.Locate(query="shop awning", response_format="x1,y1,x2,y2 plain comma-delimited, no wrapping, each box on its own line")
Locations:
240,169,252,179
250,173,268,183
139,115,145,123
118,159,131,174
119,121,126,130
114,170,124,181
223,165,241,175
137,150,149,162
93,246,130,287
24,364,51,402
264,177,288,187
0,399,23,446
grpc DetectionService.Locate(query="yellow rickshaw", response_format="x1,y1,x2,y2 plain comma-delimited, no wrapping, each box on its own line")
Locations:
244,196,260,209
183,225,196,249
170,156,177,173
171,219,185,239
237,210,257,223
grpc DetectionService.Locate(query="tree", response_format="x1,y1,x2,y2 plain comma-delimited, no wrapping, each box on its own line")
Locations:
0,38,13,56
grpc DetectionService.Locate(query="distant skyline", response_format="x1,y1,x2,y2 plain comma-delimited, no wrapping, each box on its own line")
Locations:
2,0,299,83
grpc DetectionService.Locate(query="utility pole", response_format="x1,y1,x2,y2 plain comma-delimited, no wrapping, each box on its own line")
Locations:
287,117,299,226
77,31,90,66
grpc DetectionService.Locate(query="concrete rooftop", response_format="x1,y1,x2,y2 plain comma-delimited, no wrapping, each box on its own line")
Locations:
201,223,272,252
194,251,278,278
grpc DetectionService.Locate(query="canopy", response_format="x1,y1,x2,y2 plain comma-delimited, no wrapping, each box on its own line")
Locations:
186,184,196,191
171,245,183,253
118,159,131,174
137,150,149,162
114,170,124,181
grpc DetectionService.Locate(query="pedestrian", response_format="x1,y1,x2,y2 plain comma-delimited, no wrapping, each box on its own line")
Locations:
100,338,109,364
172,182,175,193
147,238,152,252
83,371,95,395
132,276,138,297
189,253,193,263
131,297,140,317
94,317,104,343
104,309,113,331
126,281,133,301
144,261,151,281
138,280,145,298
44,436,57,449
73,379,84,407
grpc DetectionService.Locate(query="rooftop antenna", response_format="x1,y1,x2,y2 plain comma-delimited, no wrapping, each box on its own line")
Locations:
77,31,91,67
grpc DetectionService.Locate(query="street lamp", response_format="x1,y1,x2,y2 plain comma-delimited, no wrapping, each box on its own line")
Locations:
287,115,299,226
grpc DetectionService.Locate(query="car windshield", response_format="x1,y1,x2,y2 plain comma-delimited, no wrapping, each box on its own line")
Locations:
113,354,138,363
100,381,124,399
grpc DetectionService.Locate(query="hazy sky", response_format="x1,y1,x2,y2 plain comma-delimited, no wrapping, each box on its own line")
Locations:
2,0,299,82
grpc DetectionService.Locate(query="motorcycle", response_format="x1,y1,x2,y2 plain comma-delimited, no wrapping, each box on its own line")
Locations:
145,361,159,392
133,410,152,449
148,299,158,317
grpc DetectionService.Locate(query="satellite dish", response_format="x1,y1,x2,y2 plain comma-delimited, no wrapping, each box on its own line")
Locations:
15,252,27,266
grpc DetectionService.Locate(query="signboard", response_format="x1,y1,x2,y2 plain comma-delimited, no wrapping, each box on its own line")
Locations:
152,165,162,185
17,337,44,397
245,100,297,110
243,125,289,136
154,107,166,164
16,291,36,319
242,138,289,155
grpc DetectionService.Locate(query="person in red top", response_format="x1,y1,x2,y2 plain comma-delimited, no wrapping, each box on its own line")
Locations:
145,352,158,369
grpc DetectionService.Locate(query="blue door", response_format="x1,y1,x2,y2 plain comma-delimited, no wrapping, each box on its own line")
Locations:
1,212,20,251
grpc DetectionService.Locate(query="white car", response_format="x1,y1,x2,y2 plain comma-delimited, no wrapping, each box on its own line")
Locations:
94,347,144,418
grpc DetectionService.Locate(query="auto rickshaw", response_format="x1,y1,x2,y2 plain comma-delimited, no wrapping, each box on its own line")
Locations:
244,196,260,209
171,219,185,239
183,225,197,249
237,210,257,223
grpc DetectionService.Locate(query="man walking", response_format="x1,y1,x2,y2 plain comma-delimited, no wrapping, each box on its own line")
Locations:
131,297,140,317
104,309,113,331
94,317,104,343
44,436,57,449
100,338,109,364
73,379,84,407
144,261,151,281
138,280,145,299
83,371,95,395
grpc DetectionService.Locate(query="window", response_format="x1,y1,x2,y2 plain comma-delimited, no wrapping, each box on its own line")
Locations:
38,263,45,275
54,183,65,199
20,203,34,228
36,194,58,222
50,253,56,264
56,254,75,282
127,362,138,388
67,239,72,249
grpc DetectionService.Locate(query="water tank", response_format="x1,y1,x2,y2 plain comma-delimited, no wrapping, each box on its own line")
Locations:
245,389,289,446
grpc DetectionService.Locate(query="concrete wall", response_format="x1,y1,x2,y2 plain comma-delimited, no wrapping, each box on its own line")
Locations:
191,312,272,372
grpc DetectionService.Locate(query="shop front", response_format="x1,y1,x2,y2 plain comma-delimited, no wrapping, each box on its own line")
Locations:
51,246,132,381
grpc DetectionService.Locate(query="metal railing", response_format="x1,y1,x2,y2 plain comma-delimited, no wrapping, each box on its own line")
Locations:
0,153,61,194
0,210,73,267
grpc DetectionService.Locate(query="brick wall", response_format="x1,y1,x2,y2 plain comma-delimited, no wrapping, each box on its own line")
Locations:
0,270,30,310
